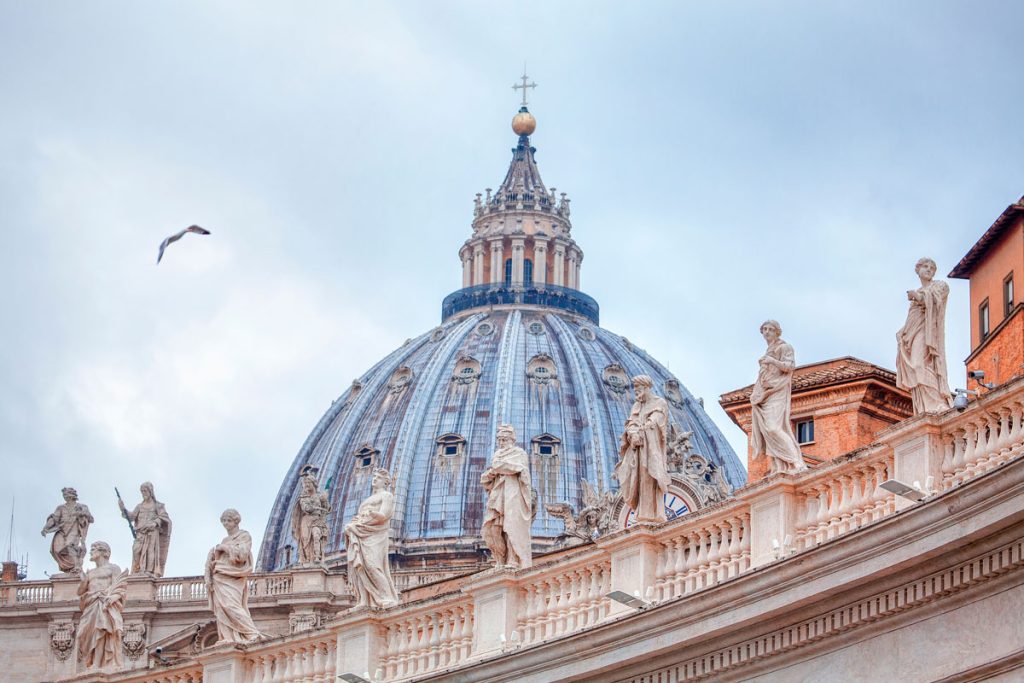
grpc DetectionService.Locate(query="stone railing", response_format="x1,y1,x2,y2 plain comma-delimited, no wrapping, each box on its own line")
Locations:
29,376,1024,683
379,597,474,680
244,629,338,683
0,580,53,606
792,447,896,552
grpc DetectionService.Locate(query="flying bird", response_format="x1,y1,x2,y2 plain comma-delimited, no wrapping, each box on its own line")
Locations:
157,225,211,264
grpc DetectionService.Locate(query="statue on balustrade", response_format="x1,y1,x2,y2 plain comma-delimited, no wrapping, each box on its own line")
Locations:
615,375,671,523
291,466,331,565
751,320,807,475
204,509,262,644
118,481,172,577
344,468,400,608
896,257,954,414
77,541,129,671
481,424,534,569
40,487,94,574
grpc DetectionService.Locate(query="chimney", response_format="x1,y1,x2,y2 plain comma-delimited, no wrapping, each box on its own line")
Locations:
1,561,18,583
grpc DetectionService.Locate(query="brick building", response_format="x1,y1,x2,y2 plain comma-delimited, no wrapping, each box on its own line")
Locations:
950,196,1024,388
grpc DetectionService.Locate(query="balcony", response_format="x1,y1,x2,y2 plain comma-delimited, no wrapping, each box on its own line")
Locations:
441,283,599,324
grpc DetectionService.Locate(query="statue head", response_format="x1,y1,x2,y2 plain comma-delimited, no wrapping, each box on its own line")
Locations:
496,424,516,448
371,468,393,491
300,475,317,495
915,257,937,281
631,375,654,401
140,482,154,501
220,508,242,532
61,487,78,502
760,320,782,343
89,541,111,561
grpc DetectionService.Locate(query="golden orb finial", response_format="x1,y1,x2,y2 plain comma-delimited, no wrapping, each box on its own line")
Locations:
512,106,536,136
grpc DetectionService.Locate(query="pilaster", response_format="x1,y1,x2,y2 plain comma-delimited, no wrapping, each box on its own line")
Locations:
533,239,548,285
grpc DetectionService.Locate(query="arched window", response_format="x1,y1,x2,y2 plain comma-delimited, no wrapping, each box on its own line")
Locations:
436,433,466,458
524,258,533,285
504,258,513,285
353,444,379,470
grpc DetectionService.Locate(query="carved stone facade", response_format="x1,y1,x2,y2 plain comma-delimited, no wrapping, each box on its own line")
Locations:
122,622,147,661
48,619,75,661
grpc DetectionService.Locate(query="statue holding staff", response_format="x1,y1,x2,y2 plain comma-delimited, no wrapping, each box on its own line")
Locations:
291,467,331,565
118,482,172,577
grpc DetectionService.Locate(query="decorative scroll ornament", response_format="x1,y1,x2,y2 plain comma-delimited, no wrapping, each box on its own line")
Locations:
288,610,325,634
48,620,75,661
546,480,617,547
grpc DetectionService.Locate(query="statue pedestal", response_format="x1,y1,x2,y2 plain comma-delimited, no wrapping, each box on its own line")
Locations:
288,564,328,593
334,610,385,681
50,575,80,603
126,574,156,602
197,642,247,683
463,567,522,656
746,477,799,569
597,524,661,616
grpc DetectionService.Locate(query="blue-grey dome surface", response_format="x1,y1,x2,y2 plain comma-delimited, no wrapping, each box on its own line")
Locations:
257,307,745,571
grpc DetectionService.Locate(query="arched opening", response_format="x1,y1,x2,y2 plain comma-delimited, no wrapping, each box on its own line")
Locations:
524,258,533,285
504,258,513,285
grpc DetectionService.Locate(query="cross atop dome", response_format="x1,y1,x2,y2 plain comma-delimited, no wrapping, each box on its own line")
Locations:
512,71,537,107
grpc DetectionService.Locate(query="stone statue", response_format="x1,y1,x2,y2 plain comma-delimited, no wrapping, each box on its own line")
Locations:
481,424,534,569
343,468,400,608
77,541,129,671
750,320,807,474
615,375,671,523
896,257,954,414
666,424,695,473
546,480,616,547
291,467,331,565
204,509,261,644
119,482,172,577
40,487,94,574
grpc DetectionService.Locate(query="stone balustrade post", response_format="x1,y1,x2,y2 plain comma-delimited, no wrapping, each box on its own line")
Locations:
890,418,944,510
336,612,385,682
126,574,156,602
746,479,799,569
197,642,248,683
596,524,660,615
463,569,522,656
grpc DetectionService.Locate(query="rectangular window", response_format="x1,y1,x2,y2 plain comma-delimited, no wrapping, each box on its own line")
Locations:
795,419,815,444
979,299,990,341
1004,273,1015,318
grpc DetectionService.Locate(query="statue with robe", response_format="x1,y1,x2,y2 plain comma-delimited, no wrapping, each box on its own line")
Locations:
204,509,261,644
750,320,807,474
896,257,954,414
291,467,331,565
615,375,671,523
119,482,172,577
481,424,533,569
41,487,94,574
77,541,128,671
344,468,400,608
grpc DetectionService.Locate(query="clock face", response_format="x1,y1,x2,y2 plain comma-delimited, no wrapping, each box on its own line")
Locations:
624,491,691,527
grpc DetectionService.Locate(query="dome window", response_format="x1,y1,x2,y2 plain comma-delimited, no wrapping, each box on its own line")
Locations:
430,326,446,343
578,326,596,341
353,445,379,470
526,321,545,335
531,433,561,458
451,355,482,385
435,433,466,458
475,321,495,336
603,364,630,394
527,354,558,385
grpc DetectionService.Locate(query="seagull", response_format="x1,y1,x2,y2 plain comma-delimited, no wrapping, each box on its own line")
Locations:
157,225,211,264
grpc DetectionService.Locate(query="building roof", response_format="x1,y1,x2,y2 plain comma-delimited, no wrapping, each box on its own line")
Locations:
719,356,898,406
949,196,1024,279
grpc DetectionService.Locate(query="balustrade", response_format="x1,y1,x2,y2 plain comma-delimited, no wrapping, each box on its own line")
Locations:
656,512,750,602
517,560,609,645
246,634,337,683
379,600,473,681
941,397,1024,489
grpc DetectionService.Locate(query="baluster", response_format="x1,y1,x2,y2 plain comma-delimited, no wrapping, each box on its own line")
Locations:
739,513,751,572
683,532,699,593
668,536,684,598
695,528,711,589
960,422,978,482
726,516,742,576
706,524,722,585
654,541,671,601
462,604,474,659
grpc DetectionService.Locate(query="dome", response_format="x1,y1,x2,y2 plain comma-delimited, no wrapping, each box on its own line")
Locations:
258,307,745,571
257,91,745,573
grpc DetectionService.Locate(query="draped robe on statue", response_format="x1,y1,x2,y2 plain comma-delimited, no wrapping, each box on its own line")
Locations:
615,394,671,522
481,444,534,568
128,500,171,577
750,339,806,473
77,564,128,670
205,529,261,643
896,279,953,414
344,490,399,608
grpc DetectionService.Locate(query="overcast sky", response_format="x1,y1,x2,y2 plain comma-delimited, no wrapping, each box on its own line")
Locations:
2,2,1021,580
